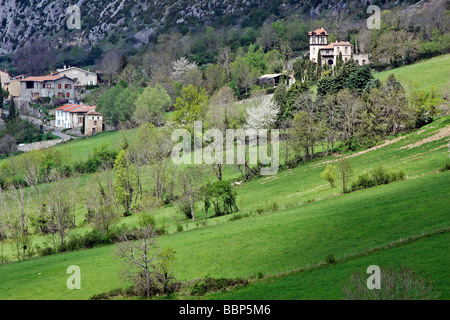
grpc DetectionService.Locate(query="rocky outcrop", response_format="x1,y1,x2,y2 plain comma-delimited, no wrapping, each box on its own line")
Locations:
0,0,417,55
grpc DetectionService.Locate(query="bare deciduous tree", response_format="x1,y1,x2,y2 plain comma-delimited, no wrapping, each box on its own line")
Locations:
218,46,232,83
85,171,120,235
99,50,126,85
13,39,54,76
46,177,76,249
116,226,179,298
4,186,30,260
176,166,205,221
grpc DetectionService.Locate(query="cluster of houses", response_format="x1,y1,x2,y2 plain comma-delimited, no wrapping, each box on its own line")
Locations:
1,66,103,136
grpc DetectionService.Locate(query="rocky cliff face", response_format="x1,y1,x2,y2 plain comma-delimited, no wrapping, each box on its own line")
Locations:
0,0,420,55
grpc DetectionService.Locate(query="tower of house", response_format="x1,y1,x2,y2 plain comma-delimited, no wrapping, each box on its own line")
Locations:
308,28,328,63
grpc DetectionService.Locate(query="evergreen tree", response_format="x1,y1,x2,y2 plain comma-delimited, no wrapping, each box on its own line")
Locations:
7,97,17,123
316,51,322,79
0,88,3,116
336,51,344,72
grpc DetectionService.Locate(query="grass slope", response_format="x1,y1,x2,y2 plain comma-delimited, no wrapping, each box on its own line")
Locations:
0,171,448,300
374,54,450,93
206,232,450,300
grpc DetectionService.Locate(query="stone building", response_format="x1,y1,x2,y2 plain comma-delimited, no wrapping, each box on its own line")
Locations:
55,66,98,87
308,28,370,67
19,75,76,103
84,110,103,136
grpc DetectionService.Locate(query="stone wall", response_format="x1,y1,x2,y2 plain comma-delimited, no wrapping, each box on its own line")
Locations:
18,139,66,152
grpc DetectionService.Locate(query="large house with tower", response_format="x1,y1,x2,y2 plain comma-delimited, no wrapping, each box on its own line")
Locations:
308,28,369,67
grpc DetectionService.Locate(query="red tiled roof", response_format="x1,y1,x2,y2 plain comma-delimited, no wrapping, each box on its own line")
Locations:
86,110,102,116
69,105,96,113
20,75,67,82
56,104,97,114
332,41,352,46
319,41,353,50
308,28,329,36
56,104,78,111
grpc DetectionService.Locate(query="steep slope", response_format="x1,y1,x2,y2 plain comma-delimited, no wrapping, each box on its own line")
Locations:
0,0,422,54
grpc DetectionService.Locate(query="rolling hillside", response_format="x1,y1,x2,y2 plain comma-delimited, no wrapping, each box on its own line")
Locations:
0,115,449,300
374,54,450,93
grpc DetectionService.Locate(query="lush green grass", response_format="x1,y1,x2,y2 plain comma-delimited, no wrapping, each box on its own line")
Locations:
1,116,449,262
374,54,450,94
0,170,448,299
206,232,450,300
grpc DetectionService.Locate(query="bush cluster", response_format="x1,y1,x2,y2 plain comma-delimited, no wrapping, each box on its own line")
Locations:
351,167,405,192
73,145,118,174
190,276,249,296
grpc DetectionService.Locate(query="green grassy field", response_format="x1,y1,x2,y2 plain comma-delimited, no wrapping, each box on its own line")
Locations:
0,56,449,300
374,54,450,94
206,231,450,300
0,116,448,299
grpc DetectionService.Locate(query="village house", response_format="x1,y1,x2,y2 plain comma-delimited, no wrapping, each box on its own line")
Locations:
55,66,98,87
0,70,11,85
2,75,25,99
55,103,103,136
19,74,76,104
308,28,370,67
257,73,284,87
84,110,103,136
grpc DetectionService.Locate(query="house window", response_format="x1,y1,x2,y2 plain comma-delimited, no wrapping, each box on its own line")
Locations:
345,47,348,54
94,121,97,125
85,73,89,77
58,84,61,89
66,92,70,98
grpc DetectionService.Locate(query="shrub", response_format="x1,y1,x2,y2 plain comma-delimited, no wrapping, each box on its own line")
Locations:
325,253,336,265
439,162,450,172
256,207,265,215
37,246,54,257
176,224,184,233
342,266,439,300
190,276,249,296
267,201,279,212
321,164,337,188
351,167,405,192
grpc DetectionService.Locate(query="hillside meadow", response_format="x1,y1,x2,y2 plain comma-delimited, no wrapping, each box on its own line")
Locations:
374,54,450,94
0,114,448,299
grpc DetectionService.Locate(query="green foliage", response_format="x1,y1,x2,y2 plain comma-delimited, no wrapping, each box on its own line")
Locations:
97,82,138,126
113,150,136,214
134,83,172,124
73,144,118,174
202,180,239,217
190,276,248,296
172,85,209,129
351,167,405,192
321,165,337,188
325,253,336,265
439,162,450,173
344,65,374,94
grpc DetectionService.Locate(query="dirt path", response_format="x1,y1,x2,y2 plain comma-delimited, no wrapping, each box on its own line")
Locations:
399,126,450,150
